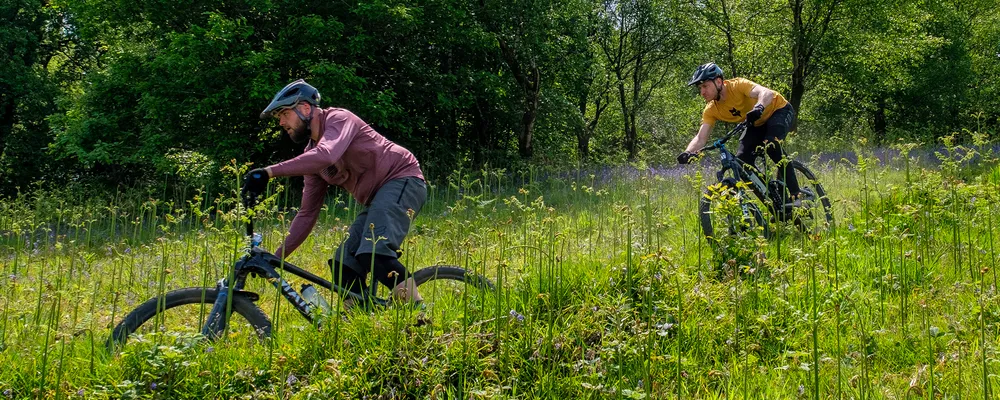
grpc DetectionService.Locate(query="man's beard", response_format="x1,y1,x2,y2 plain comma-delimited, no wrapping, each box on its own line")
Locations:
289,123,311,144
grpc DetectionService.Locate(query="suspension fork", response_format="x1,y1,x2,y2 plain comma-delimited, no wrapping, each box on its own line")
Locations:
200,257,259,338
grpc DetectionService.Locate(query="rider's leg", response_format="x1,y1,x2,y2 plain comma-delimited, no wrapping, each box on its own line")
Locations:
355,253,423,303
764,141,800,198
735,125,765,173
761,105,800,197
331,257,368,294
332,210,370,310
355,176,428,304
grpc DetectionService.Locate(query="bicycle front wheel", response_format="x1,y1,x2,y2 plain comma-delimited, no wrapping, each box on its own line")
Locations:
107,287,271,351
699,182,769,241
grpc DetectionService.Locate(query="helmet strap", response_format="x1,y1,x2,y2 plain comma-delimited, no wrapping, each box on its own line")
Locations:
292,103,314,133
713,80,723,102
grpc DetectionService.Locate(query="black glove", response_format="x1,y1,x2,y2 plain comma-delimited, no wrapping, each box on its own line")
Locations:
746,104,765,125
241,168,270,200
677,152,696,165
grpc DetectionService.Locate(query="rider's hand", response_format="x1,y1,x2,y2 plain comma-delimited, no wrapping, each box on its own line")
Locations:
241,168,270,199
677,152,697,165
746,104,765,125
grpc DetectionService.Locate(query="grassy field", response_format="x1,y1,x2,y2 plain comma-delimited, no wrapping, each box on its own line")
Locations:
2,141,1000,399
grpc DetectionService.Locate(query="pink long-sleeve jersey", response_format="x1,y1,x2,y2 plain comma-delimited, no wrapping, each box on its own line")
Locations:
268,108,424,257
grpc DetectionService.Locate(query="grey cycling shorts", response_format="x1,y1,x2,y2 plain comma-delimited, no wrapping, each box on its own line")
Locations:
332,176,427,273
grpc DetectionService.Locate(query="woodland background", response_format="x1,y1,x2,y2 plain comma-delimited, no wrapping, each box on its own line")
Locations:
2,0,998,195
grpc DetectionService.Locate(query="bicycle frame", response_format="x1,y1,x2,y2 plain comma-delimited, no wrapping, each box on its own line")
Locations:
200,199,382,338
699,122,772,206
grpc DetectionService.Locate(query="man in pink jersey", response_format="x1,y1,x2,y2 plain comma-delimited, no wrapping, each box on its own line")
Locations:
242,79,426,308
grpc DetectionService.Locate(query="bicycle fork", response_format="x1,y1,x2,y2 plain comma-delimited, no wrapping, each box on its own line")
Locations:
201,279,232,339
200,263,319,339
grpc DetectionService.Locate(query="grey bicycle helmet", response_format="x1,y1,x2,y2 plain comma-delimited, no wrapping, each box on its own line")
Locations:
687,62,724,86
260,79,322,119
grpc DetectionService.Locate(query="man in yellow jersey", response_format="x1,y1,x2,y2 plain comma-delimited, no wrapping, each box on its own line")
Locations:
677,62,800,204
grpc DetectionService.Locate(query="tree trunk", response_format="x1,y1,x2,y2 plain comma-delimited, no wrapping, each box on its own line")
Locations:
0,99,14,159
518,86,539,159
616,75,634,160
497,38,540,159
626,114,638,161
789,59,806,131
577,79,608,163
788,0,842,131
623,48,650,161
873,98,887,144
577,93,591,162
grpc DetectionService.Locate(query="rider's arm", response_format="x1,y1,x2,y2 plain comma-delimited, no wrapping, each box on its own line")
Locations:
749,84,775,109
268,111,361,177
684,123,714,153
274,175,330,259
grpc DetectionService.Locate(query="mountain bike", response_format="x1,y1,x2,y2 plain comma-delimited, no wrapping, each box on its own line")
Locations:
107,194,495,351
696,121,833,241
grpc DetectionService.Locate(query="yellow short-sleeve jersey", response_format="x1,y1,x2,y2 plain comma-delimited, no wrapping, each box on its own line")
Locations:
701,78,788,127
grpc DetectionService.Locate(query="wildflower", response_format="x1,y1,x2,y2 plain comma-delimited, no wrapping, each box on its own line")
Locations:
150,382,157,390
77,389,84,396
205,346,214,353
286,374,299,386
509,309,525,323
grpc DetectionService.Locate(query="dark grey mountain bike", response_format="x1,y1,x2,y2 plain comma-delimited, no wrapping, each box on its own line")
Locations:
697,121,833,241
107,194,495,351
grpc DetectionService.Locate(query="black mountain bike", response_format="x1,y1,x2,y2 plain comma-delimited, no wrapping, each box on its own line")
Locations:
107,195,495,351
697,121,833,241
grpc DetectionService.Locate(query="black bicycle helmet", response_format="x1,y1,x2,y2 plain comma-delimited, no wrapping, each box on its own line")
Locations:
687,63,724,86
260,79,322,119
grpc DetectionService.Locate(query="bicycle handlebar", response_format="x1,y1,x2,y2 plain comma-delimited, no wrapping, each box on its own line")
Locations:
697,121,749,153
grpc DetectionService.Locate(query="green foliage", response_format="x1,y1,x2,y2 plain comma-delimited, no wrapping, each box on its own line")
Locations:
0,0,997,196
4,152,1000,397
0,1,79,194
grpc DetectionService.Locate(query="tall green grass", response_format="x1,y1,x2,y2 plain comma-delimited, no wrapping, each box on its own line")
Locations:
0,144,999,398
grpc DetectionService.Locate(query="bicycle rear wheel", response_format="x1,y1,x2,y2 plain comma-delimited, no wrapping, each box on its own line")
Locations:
107,287,271,351
780,160,833,234
410,265,495,317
